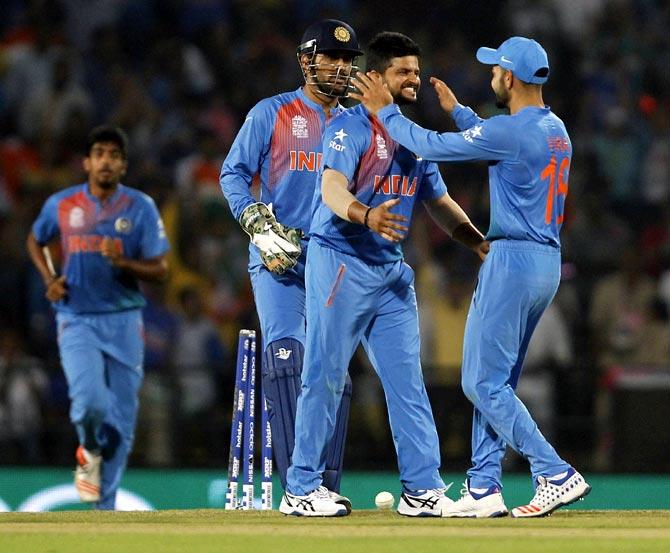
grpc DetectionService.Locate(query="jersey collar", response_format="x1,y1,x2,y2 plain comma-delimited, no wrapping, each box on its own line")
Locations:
83,182,125,205
297,87,342,117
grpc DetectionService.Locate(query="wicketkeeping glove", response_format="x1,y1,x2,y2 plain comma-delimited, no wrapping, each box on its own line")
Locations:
240,202,303,275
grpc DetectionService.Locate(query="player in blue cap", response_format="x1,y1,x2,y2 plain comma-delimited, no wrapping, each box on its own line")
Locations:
26,125,169,509
353,36,591,518
280,31,488,517
220,19,363,510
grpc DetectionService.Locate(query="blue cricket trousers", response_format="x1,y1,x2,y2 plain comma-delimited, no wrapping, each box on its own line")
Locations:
462,240,570,489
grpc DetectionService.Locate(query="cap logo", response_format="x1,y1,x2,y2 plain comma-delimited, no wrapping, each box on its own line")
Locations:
334,26,350,42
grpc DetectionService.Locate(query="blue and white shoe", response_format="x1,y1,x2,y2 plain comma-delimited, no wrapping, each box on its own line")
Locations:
511,468,591,518
397,485,453,517
279,486,349,517
441,480,508,518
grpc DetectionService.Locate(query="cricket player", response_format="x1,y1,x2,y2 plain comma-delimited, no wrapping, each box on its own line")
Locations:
353,36,591,518
281,32,488,517
26,125,169,509
220,19,362,508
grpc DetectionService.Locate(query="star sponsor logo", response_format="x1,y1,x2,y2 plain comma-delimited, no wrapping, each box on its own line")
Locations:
500,55,512,64
461,124,483,143
333,128,348,142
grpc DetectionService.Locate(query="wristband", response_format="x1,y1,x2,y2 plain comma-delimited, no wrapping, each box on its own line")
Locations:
363,206,372,228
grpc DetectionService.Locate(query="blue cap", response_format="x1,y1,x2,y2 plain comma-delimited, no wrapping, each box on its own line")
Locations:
476,37,549,84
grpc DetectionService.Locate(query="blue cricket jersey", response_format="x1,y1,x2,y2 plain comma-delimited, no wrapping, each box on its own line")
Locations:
311,104,447,264
220,87,345,270
377,103,571,247
32,183,169,314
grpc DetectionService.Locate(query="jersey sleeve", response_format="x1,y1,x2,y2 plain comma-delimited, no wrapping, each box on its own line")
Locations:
417,161,448,201
31,194,60,244
220,99,275,220
451,104,484,131
377,104,519,163
321,114,370,186
139,196,170,259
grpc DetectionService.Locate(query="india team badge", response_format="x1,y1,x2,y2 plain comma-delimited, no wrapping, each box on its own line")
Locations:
334,26,350,42
114,217,132,233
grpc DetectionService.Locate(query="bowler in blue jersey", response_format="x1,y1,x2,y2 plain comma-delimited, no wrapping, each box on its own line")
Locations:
26,126,169,509
353,36,591,518
281,32,488,517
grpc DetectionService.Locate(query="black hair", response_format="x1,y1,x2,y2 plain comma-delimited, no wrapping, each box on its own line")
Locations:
366,32,421,73
86,125,129,159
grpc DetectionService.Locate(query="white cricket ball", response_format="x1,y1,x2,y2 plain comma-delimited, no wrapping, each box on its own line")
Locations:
374,491,394,510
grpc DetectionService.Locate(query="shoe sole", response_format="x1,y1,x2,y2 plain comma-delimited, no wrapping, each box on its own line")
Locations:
442,509,509,518
511,484,592,518
397,511,441,517
279,508,349,517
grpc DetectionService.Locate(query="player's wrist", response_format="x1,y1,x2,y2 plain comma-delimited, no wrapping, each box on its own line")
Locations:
452,221,484,247
363,206,372,228
346,201,370,226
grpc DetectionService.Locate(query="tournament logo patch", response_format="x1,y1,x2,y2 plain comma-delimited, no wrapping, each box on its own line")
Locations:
114,217,132,233
292,115,308,138
375,134,388,159
69,207,85,228
334,26,351,43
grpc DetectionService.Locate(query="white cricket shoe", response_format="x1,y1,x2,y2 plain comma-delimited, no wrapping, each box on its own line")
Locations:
397,486,453,517
74,445,102,502
329,490,352,514
441,481,508,518
511,468,591,518
279,486,349,517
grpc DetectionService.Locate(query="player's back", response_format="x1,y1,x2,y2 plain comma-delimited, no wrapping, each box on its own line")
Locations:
487,107,571,248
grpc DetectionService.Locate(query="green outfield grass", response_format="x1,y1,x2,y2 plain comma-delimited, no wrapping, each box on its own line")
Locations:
0,510,668,553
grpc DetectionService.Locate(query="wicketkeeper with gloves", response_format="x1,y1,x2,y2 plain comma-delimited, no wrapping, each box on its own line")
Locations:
220,19,364,511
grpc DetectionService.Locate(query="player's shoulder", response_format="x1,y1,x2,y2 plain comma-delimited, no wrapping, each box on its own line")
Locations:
327,104,370,132
119,185,158,209
48,183,87,203
256,89,306,112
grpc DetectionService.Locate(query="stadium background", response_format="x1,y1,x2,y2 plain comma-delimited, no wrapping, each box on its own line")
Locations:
0,0,668,510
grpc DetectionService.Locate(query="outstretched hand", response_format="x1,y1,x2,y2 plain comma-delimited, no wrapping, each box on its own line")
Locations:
366,198,409,242
350,72,393,115
429,77,459,114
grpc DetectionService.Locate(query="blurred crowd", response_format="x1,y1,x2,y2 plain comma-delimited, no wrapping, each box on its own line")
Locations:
1,0,669,473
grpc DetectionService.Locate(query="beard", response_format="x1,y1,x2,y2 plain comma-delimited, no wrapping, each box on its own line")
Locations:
495,95,509,109
392,84,419,106
493,80,510,109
